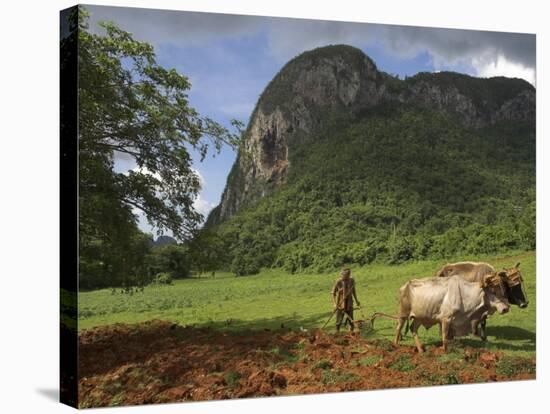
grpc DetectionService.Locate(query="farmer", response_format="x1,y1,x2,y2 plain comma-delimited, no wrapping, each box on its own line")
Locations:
331,268,360,332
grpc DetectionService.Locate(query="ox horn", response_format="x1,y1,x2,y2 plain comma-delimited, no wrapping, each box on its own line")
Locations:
515,262,521,268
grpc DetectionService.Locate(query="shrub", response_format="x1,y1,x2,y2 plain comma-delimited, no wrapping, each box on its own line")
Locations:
146,244,191,279
230,256,260,276
154,272,173,285
387,237,415,264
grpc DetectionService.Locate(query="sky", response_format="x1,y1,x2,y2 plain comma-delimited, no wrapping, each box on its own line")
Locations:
85,4,536,237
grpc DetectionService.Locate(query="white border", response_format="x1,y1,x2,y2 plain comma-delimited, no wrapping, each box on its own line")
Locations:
0,0,547,412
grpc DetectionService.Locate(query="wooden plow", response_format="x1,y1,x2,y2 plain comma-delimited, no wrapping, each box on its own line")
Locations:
322,305,399,335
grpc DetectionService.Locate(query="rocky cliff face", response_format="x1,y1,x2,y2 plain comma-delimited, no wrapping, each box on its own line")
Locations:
397,73,536,128
207,45,535,225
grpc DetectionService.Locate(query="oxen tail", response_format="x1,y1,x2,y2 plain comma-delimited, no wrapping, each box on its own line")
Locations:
404,318,410,335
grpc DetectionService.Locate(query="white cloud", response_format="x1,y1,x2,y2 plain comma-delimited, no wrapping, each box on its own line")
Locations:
87,5,262,47
266,19,367,62
193,194,216,217
473,55,536,85
190,168,215,218
87,5,536,84
263,21,536,85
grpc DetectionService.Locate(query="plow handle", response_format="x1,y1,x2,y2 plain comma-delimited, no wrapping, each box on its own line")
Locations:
369,312,400,330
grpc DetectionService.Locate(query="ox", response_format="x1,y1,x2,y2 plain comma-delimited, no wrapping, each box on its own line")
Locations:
393,274,509,353
436,261,528,340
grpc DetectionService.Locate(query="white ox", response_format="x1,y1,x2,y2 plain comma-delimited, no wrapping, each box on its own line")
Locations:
393,274,510,353
436,261,529,340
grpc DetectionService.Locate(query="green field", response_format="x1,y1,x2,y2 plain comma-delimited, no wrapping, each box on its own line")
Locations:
78,251,536,357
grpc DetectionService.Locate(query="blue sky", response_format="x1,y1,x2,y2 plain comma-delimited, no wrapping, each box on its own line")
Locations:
86,5,536,237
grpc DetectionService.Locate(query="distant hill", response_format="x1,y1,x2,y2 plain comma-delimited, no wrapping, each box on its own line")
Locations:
151,235,177,248
204,45,535,275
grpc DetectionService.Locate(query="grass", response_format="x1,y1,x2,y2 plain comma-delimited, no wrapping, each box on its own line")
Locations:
77,251,536,357
356,355,382,367
495,355,536,377
223,370,242,387
389,355,416,372
321,369,361,385
268,345,301,367
437,350,466,363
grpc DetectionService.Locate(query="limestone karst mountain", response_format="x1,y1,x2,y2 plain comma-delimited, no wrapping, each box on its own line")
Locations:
208,45,534,226
204,45,535,274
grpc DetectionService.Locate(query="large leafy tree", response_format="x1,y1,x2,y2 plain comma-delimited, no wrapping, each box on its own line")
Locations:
145,244,192,280
62,7,240,288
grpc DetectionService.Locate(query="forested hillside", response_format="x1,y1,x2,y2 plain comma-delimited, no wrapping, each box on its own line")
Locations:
208,109,534,274
205,45,535,275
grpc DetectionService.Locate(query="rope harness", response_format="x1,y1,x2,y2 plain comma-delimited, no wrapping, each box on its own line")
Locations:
481,272,507,296
503,268,524,287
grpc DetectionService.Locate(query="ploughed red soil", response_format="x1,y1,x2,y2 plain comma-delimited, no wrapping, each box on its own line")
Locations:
78,320,535,408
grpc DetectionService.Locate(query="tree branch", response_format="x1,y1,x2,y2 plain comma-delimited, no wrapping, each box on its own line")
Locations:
120,197,197,238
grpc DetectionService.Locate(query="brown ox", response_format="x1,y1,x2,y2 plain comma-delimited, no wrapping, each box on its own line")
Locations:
393,274,509,353
436,261,528,340
436,261,496,281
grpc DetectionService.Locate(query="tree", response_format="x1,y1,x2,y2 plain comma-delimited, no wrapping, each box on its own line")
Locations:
188,229,228,275
145,244,192,279
61,7,241,288
74,6,240,238
79,227,152,290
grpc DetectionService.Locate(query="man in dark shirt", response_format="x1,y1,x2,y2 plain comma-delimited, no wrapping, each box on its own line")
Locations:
331,268,360,332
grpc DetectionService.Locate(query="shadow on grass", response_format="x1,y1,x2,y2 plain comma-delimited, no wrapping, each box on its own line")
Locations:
197,317,536,351
193,312,330,332
486,325,536,342
455,325,536,353
376,323,536,354
458,338,535,353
